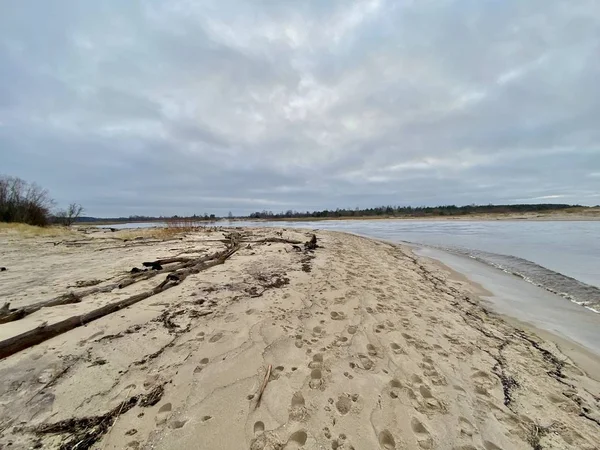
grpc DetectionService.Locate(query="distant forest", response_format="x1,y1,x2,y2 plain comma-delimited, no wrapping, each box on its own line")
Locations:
75,204,587,223
248,204,580,219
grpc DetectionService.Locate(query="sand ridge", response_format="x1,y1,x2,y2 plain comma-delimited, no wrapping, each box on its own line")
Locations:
0,228,598,449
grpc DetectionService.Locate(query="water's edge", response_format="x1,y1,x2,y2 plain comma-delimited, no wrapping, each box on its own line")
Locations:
414,243,600,314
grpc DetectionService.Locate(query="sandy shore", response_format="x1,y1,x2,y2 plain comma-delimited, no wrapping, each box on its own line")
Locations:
0,227,599,449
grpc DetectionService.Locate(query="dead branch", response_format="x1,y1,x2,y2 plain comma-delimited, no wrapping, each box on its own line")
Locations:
0,244,235,325
0,293,81,325
247,238,303,244
255,364,272,409
0,238,241,359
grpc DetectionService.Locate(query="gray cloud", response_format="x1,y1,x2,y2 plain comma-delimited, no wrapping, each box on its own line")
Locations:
1,0,599,216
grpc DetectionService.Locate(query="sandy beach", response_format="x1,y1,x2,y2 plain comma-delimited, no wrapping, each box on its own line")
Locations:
0,227,598,450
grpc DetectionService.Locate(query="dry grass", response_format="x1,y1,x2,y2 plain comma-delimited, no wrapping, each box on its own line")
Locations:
0,222,74,237
117,219,216,240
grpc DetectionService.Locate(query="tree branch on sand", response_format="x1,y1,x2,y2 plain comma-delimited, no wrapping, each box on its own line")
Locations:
0,232,243,360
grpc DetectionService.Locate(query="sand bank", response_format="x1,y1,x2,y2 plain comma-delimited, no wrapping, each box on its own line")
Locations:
0,227,598,449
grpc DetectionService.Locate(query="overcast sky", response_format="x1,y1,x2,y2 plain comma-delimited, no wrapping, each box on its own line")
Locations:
1,1,599,216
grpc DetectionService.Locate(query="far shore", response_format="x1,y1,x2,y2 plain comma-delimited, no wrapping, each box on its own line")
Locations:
77,208,600,226
0,226,598,449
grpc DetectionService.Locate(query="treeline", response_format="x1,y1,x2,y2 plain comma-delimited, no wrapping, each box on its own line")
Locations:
248,204,579,219
0,176,54,226
79,213,218,223
0,176,83,227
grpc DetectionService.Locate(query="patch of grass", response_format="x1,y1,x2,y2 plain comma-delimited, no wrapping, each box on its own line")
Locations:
0,222,74,237
117,220,215,240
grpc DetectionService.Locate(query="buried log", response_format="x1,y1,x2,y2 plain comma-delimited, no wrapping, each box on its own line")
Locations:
0,293,81,325
0,240,241,360
0,243,237,324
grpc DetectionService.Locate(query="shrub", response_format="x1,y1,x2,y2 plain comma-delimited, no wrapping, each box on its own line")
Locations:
0,176,54,226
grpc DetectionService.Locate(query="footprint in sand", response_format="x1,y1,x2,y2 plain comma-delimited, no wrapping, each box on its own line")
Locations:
289,392,308,421
389,379,402,398
335,336,349,346
194,357,210,373
309,369,323,389
389,342,406,355
471,370,496,396
411,418,434,449
284,431,308,449
169,419,187,429
330,311,346,321
367,344,378,357
347,325,358,334
378,430,396,449
458,417,476,437
254,421,265,435
155,402,172,425
270,366,285,380
357,354,374,370
209,332,224,343
308,353,323,369
334,394,353,416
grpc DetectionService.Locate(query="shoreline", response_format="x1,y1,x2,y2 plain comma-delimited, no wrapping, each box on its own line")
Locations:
413,246,600,355
413,246,600,380
0,227,598,449
75,207,600,226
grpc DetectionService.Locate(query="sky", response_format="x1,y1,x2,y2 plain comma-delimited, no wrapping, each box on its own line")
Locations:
1,0,599,217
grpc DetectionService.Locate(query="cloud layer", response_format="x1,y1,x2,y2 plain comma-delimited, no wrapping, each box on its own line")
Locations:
1,0,599,216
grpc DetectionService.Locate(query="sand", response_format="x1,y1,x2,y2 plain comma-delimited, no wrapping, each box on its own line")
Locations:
0,227,598,449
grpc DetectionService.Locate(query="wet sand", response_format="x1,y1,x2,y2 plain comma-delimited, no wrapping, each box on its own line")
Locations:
415,247,600,379
0,227,598,449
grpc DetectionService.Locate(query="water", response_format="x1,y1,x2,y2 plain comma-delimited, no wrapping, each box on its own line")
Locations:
97,219,600,313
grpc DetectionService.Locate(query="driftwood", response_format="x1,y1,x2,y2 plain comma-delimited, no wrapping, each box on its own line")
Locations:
255,364,272,409
0,294,81,325
0,242,236,325
0,236,241,360
252,237,302,245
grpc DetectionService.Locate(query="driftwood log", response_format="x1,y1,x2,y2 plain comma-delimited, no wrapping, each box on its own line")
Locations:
0,234,241,360
0,294,81,325
0,238,238,325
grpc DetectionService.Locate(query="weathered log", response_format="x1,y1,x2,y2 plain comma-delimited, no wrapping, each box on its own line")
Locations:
0,246,234,325
144,256,195,265
0,241,240,359
0,293,81,325
255,237,303,244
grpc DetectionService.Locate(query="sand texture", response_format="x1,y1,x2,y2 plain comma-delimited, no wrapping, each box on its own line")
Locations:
0,227,598,449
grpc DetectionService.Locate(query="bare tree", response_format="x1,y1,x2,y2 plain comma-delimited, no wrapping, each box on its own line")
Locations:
55,203,84,226
0,176,54,226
